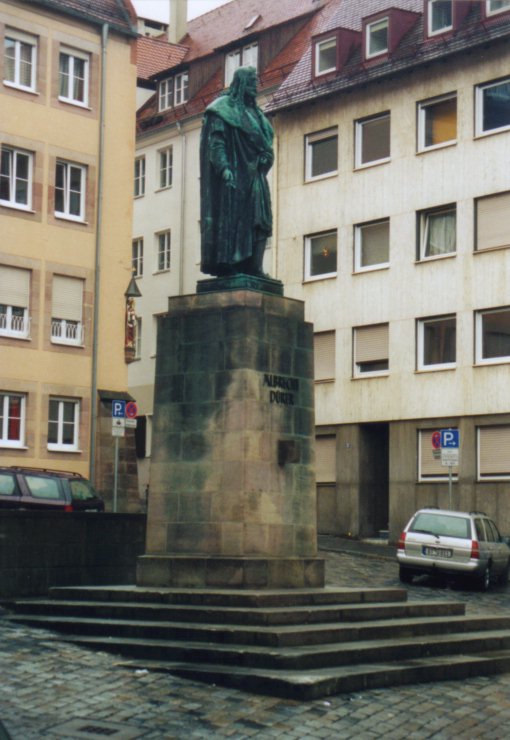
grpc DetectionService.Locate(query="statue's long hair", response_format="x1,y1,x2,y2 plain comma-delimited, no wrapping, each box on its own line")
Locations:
227,66,257,108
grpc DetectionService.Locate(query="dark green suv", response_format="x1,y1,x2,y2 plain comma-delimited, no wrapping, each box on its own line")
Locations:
0,466,104,512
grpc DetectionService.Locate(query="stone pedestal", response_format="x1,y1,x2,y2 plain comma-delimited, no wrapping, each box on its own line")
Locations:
137,280,324,588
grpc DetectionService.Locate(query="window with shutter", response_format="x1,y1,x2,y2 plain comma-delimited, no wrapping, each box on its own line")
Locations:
354,324,389,376
0,265,30,337
51,275,83,345
478,426,510,479
314,331,335,382
476,192,510,251
315,436,336,482
418,429,458,480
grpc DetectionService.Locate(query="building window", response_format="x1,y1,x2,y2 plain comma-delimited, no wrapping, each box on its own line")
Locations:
475,307,510,364
314,331,335,382
417,94,457,151
156,230,171,272
355,113,390,167
304,231,337,281
354,219,389,271
366,17,388,58
418,204,456,259
0,265,30,338
428,1,453,35
315,436,337,483
159,147,173,189
135,317,142,360
486,0,510,16
476,78,510,136
48,397,79,451
418,428,458,481
55,161,86,221
51,275,84,345
417,315,456,371
315,36,337,75
305,128,338,181
225,43,258,86
0,146,33,210
476,192,510,251
134,156,145,197
353,323,389,377
478,426,510,480
158,71,189,111
132,238,144,277
4,29,37,91
0,392,26,448
59,48,89,106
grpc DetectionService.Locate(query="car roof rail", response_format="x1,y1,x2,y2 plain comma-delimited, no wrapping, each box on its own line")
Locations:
8,465,83,478
470,510,488,516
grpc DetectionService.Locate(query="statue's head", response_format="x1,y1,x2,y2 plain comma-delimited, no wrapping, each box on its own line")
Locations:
228,66,258,105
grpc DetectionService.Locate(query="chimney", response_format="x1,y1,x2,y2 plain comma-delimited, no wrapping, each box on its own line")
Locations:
169,0,187,44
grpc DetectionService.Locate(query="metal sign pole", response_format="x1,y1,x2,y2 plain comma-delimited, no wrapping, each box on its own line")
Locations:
448,464,453,510
113,435,119,513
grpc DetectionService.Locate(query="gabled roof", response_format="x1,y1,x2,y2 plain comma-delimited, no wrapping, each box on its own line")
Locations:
136,35,188,83
268,0,510,113
28,0,137,36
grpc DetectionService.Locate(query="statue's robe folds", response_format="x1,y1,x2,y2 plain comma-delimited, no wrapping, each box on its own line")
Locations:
200,95,274,276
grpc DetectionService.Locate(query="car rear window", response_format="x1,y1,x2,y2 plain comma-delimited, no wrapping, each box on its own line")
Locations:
69,479,97,501
0,472,16,496
24,475,63,500
410,512,471,539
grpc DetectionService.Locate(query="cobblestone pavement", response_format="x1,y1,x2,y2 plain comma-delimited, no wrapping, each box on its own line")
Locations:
2,545,510,740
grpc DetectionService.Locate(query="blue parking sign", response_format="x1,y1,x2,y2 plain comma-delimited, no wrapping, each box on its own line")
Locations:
112,400,126,418
440,428,459,448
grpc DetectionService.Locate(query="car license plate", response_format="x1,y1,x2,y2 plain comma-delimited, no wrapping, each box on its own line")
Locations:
423,546,452,558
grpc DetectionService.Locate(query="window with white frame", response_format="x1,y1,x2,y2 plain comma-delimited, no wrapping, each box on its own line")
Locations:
48,397,79,451
55,161,86,221
4,29,37,91
476,192,510,251
355,113,390,167
428,0,453,35
304,231,337,281
159,147,173,189
418,428,458,481
0,145,33,210
0,392,26,448
417,315,456,371
475,307,510,364
58,48,89,106
158,71,188,111
477,426,510,480
51,275,84,345
487,0,510,15
156,230,171,272
353,323,389,377
418,204,456,259
314,331,335,382
135,317,142,359
315,36,337,75
225,42,258,86
366,17,388,58
476,77,510,136
354,219,389,271
134,156,145,197
305,128,338,181
0,265,30,338
132,238,143,277
417,94,457,151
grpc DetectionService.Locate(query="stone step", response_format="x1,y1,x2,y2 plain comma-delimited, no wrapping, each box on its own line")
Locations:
8,597,466,626
27,628,510,670
46,585,407,608
9,613,506,648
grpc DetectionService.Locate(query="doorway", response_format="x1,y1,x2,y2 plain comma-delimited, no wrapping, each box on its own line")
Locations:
359,423,389,537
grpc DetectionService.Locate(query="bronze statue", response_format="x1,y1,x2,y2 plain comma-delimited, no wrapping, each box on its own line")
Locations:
200,66,274,277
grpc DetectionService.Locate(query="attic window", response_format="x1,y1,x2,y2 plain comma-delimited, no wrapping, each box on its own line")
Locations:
225,42,258,86
366,17,388,58
428,0,452,36
315,36,337,75
487,0,510,15
244,14,260,30
158,71,188,111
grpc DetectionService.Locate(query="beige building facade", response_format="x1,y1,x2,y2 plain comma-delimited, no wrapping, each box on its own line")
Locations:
1,0,139,510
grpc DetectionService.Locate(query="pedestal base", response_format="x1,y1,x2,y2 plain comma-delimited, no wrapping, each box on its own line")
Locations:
137,554,325,589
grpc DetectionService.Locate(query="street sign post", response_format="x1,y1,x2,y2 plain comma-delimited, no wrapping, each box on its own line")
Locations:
440,428,459,509
111,399,137,512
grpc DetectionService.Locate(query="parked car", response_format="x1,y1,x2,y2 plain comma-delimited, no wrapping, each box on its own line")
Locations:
397,507,510,590
0,466,104,512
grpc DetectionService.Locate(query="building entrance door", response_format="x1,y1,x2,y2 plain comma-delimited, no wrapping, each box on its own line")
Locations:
359,423,389,538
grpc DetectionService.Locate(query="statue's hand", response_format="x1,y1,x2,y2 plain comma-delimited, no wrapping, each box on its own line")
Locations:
222,168,235,188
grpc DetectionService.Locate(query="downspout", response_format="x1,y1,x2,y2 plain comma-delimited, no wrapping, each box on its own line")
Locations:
176,120,186,295
89,23,109,484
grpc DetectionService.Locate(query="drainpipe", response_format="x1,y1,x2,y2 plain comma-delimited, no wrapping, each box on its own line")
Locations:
176,120,186,295
89,23,109,484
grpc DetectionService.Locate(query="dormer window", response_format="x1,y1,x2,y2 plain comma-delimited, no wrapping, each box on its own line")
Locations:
487,0,510,15
428,1,452,35
366,17,388,58
158,71,188,112
315,36,337,75
225,42,258,86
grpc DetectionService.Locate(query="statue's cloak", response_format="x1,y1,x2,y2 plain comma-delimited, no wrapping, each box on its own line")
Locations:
199,93,274,275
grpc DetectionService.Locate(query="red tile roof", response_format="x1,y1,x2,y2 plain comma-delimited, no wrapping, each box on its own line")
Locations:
30,0,137,36
136,35,188,82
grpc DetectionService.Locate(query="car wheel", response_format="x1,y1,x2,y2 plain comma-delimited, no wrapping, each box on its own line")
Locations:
477,564,492,591
399,566,414,584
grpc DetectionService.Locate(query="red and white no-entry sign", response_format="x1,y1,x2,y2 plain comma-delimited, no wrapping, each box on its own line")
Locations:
126,401,138,419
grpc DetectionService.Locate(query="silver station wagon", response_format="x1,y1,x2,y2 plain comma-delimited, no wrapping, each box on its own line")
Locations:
397,508,510,590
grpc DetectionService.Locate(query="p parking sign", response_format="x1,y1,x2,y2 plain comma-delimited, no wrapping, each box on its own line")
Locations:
112,400,126,418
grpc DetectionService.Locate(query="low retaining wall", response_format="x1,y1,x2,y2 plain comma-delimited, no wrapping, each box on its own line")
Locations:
0,512,146,598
